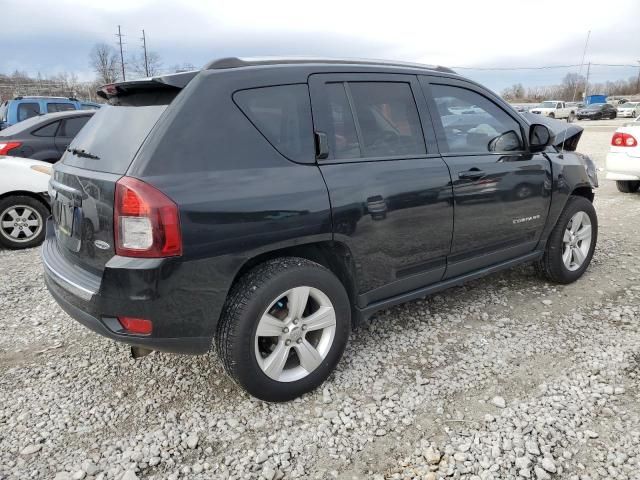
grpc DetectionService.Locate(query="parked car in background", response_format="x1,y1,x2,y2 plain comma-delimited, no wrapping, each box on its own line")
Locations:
530,100,576,122
576,103,617,120
0,156,51,249
617,102,640,118
0,110,94,162
606,120,640,193
42,57,599,402
0,96,100,129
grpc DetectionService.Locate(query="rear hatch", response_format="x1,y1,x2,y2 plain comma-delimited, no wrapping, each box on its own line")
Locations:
50,72,195,274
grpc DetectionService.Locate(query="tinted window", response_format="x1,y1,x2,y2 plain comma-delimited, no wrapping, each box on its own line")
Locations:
430,84,523,153
63,105,166,174
17,102,40,122
32,121,60,137
349,82,425,158
327,83,360,159
234,84,314,162
61,116,90,137
47,103,76,113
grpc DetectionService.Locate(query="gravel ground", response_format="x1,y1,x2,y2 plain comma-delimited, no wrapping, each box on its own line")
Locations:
1,119,639,480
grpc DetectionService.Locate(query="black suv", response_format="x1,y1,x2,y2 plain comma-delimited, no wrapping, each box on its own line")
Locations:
42,57,598,401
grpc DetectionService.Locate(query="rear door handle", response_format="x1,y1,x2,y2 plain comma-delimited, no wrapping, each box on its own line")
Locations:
458,169,485,179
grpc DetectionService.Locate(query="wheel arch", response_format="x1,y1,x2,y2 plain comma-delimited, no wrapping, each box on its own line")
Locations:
229,240,360,325
570,185,594,202
0,190,51,211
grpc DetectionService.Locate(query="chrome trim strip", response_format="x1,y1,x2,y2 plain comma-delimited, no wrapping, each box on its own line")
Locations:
41,246,96,301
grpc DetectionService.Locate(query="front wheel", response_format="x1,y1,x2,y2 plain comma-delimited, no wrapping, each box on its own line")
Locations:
536,196,597,284
216,257,351,402
548,113,555,119
616,181,640,193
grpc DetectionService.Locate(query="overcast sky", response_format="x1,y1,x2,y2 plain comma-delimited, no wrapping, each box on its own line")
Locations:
2,0,639,93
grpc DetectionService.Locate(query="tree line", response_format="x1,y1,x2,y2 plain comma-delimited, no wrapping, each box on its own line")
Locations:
502,73,640,102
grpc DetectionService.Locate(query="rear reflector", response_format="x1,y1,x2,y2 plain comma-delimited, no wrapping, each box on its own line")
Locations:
0,141,22,155
114,176,182,257
118,316,153,335
612,132,638,147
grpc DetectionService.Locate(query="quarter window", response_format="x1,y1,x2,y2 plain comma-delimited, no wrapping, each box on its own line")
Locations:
234,84,314,162
326,83,360,159
61,116,90,137
430,84,523,153
32,121,60,137
17,102,40,122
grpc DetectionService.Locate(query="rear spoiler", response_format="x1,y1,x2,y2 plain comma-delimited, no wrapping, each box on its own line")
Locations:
97,71,198,105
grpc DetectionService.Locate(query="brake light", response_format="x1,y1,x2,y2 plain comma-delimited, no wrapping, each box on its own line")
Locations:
612,132,638,147
114,176,182,257
0,141,22,155
118,316,153,335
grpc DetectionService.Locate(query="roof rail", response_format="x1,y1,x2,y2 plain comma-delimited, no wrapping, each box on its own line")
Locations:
204,56,456,74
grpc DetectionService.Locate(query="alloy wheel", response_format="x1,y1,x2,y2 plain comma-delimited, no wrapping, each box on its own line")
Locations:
254,286,336,382
562,211,592,271
0,205,43,243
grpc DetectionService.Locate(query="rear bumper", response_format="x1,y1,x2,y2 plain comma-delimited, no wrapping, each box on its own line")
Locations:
41,221,216,354
606,152,640,181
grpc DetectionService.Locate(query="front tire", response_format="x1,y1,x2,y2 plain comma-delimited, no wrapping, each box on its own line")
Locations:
0,195,49,249
536,196,597,284
216,257,351,402
616,181,640,193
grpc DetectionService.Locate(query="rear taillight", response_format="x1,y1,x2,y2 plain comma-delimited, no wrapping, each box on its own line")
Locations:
612,132,638,147
114,176,182,257
118,316,153,335
0,141,22,155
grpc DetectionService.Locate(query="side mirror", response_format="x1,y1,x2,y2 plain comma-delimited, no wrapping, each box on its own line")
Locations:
529,124,551,153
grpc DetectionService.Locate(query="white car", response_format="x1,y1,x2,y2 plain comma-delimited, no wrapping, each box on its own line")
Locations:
530,100,576,122
617,102,640,118
605,117,640,193
0,155,52,249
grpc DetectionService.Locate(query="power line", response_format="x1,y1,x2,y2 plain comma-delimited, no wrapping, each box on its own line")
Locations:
452,63,640,71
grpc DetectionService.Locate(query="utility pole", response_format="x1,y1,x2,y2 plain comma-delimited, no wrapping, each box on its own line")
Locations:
141,30,149,77
584,62,591,100
116,25,126,81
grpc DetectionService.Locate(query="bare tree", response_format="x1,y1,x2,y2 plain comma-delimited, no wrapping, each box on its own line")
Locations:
128,51,163,78
89,43,121,84
501,83,525,101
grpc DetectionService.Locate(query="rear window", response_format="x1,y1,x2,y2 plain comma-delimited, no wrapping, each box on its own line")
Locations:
63,105,166,173
233,84,314,162
18,102,40,122
47,102,76,113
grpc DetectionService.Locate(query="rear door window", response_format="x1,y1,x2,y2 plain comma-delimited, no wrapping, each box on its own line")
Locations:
326,83,360,159
32,121,61,137
347,82,426,158
47,103,76,113
233,84,314,163
17,102,40,122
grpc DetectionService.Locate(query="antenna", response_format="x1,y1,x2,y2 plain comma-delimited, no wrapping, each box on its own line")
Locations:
141,29,149,77
560,30,590,155
116,25,126,81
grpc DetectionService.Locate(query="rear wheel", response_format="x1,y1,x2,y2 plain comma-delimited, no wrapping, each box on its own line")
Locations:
548,113,555,119
0,195,49,249
616,181,640,193
216,257,351,402
536,196,597,284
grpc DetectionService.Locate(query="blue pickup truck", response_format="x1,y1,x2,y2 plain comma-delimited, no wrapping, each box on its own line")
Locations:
0,96,101,130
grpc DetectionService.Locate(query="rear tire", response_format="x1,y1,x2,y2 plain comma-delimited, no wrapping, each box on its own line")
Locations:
536,196,597,284
216,257,351,402
616,181,640,193
548,113,555,119
0,195,49,249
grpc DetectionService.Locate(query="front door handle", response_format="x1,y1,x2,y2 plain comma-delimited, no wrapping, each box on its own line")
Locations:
458,169,485,179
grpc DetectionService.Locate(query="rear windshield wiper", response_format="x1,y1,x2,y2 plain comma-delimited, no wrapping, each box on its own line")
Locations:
67,148,100,160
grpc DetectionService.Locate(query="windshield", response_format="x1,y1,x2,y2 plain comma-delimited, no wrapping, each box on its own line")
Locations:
538,102,558,108
620,103,639,108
